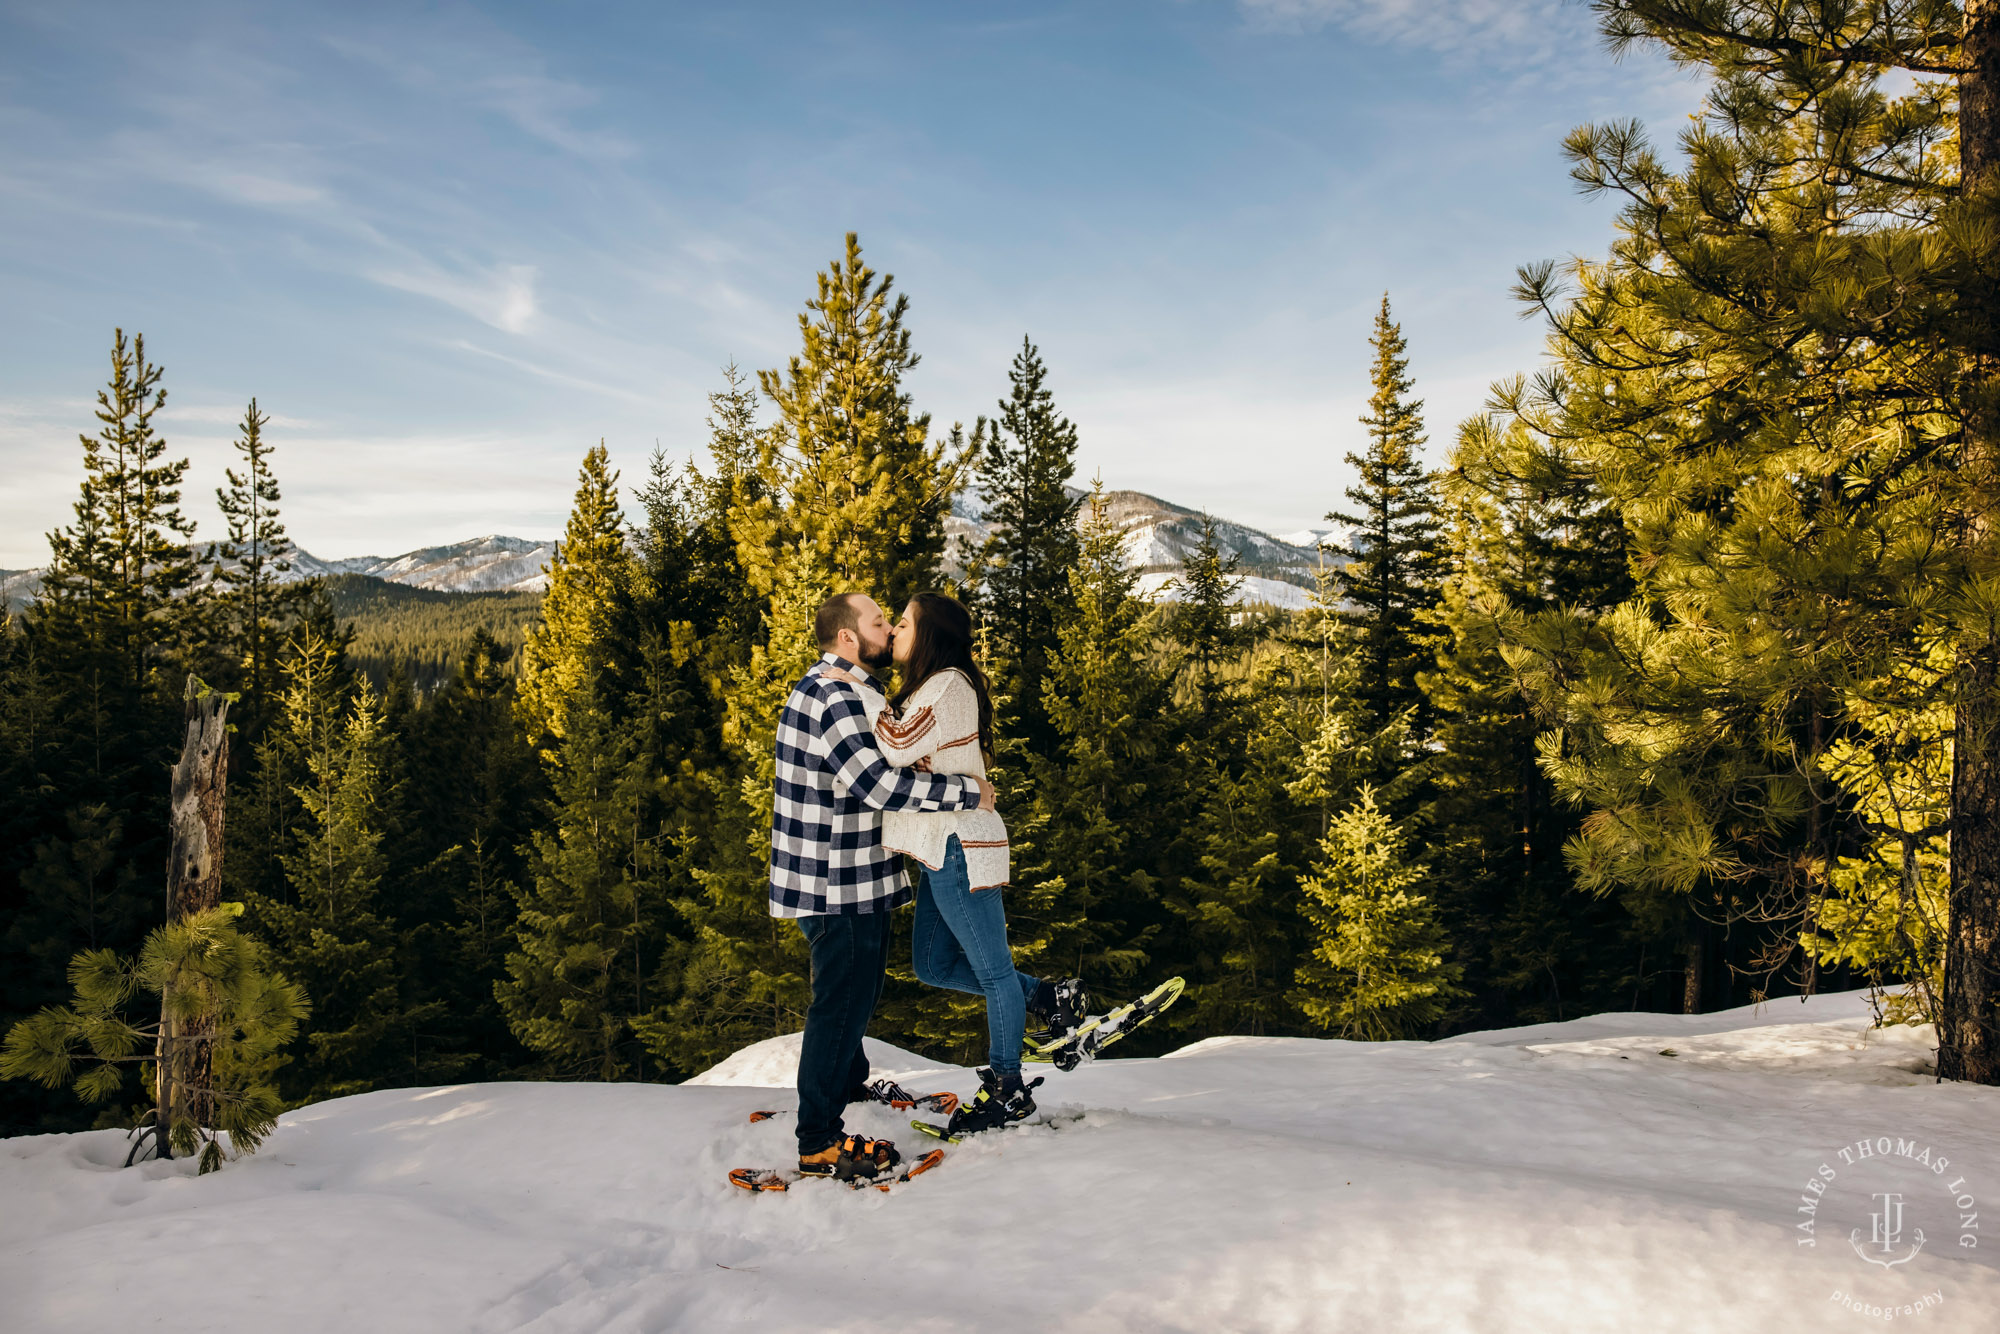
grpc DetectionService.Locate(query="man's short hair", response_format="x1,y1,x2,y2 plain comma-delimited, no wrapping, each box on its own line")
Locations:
815,592,868,650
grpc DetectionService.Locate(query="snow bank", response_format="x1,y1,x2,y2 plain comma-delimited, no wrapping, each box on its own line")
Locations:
684,1033,945,1088
6,991,1998,1332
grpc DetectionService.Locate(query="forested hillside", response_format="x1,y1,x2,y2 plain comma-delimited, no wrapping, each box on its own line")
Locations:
15,0,2000,1134
323,575,541,691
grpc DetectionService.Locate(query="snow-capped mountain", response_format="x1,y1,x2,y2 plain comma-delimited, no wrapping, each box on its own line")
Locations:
5,493,1337,612
285,535,555,593
950,485,1335,609
1,568,42,612
1276,526,1338,550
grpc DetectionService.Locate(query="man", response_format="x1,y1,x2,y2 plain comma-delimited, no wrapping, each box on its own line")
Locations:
771,591,995,1181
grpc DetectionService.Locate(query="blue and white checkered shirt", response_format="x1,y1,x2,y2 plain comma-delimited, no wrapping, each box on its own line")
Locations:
768,653,984,918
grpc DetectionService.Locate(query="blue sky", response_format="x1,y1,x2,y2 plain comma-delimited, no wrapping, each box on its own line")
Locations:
0,0,1699,567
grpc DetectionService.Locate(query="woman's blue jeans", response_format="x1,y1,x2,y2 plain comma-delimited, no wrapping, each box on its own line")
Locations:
914,834,1043,1076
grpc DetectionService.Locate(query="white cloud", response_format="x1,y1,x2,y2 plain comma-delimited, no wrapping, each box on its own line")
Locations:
368,262,540,334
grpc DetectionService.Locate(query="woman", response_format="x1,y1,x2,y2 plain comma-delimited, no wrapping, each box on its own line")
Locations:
829,591,1089,1135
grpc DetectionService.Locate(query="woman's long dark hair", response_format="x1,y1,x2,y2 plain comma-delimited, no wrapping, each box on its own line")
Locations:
892,592,995,763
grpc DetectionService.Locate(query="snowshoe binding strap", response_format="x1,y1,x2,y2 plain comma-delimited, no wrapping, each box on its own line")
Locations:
800,1134,902,1182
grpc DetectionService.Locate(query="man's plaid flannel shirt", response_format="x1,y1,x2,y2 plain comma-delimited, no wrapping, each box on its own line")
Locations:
768,652,983,918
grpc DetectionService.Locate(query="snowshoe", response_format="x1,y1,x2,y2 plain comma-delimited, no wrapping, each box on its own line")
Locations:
1026,977,1185,1072
729,1148,945,1193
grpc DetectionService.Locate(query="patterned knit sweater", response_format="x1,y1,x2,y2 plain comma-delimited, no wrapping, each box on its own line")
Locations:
876,668,1010,891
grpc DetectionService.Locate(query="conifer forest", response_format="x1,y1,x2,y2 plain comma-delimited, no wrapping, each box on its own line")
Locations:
11,1,2000,1151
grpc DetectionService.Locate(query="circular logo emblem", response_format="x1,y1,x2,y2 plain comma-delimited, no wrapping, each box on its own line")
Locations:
1795,1134,1979,1319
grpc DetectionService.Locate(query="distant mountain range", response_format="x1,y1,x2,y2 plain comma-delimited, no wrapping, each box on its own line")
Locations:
2,492,1339,614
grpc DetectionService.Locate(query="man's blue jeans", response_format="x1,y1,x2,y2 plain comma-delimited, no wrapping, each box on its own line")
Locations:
794,909,893,1155
914,835,1043,1077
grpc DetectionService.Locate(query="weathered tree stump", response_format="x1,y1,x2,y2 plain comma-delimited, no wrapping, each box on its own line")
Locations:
157,675,229,1159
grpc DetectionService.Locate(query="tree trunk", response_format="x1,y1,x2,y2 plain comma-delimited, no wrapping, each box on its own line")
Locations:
1682,926,1703,1015
1943,1,2000,1084
157,676,230,1156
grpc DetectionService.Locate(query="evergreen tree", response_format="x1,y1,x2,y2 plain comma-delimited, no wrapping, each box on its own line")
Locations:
6,331,213,1130
1294,787,1465,1039
2,905,306,1170
394,630,540,1079
1171,516,1251,725
748,232,963,609
210,398,302,737
39,329,204,692
253,627,420,1102
1326,296,1443,740
640,374,812,1075
969,337,1083,762
1420,416,1658,1025
498,683,664,1080
1011,484,1167,997
517,444,635,744
1482,3,2000,1044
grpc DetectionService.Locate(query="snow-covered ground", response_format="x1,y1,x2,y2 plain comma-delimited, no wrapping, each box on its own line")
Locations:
6,990,1998,1332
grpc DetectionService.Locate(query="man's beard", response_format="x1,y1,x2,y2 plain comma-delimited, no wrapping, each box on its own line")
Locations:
858,637,893,672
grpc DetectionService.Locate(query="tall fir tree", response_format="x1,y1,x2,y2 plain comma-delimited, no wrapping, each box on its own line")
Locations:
498,683,666,1081
254,627,422,1103
1327,296,1444,742
1010,484,1167,1000
640,373,814,1074
6,331,216,1131
517,444,636,744
210,398,303,739
745,232,963,611
968,337,1084,763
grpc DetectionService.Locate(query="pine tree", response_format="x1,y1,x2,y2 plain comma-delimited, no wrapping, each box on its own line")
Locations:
1171,516,1251,724
7,332,211,1130
969,337,1083,762
253,627,414,1102
1482,3,2000,1045
211,398,302,737
39,329,203,692
749,232,963,609
1011,484,1167,996
639,374,812,1074
498,683,663,1080
1326,296,1443,740
517,444,635,743
395,630,540,1079
1,905,306,1170
1294,787,1465,1039
1419,415,1657,1025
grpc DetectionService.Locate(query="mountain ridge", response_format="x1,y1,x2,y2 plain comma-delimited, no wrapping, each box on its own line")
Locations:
4,491,1339,613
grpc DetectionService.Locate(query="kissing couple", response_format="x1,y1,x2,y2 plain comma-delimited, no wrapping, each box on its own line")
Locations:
767,589,1091,1182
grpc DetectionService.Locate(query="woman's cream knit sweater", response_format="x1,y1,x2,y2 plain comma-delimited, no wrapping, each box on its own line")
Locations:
876,668,1009,891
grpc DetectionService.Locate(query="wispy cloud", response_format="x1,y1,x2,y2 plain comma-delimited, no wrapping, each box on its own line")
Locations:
318,31,636,162
373,262,540,334
1237,0,1598,61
